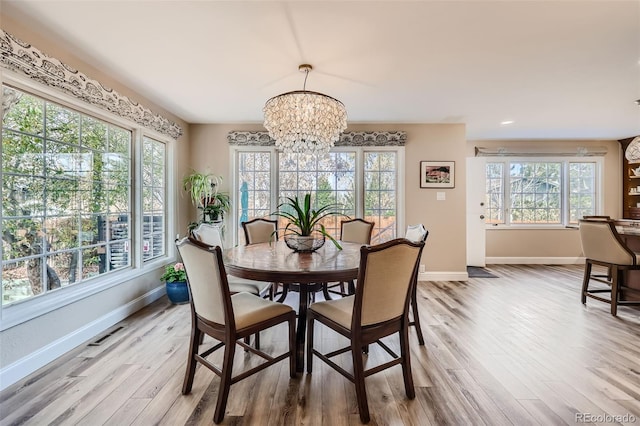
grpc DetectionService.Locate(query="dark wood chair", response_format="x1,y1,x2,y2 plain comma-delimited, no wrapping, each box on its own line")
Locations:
307,238,425,423
177,237,296,424
323,218,374,299
578,218,640,316
404,224,429,345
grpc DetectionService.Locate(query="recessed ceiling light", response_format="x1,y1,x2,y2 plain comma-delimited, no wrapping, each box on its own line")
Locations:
500,120,514,125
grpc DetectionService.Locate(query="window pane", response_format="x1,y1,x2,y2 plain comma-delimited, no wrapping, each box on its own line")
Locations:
364,151,397,243
142,137,166,262
486,162,504,223
509,162,562,224
569,162,596,223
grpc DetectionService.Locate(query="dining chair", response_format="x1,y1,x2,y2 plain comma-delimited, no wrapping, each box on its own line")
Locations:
404,224,429,345
176,237,296,424
578,218,640,315
242,218,278,245
192,222,273,299
307,238,425,423
241,218,287,300
323,218,375,299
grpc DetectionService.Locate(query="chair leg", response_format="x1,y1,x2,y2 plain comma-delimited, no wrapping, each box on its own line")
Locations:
182,327,201,394
213,340,236,424
255,332,260,350
322,283,333,301
351,339,370,423
276,283,290,303
306,314,315,373
611,268,619,316
289,314,297,378
411,283,425,345
581,261,592,304
400,324,415,399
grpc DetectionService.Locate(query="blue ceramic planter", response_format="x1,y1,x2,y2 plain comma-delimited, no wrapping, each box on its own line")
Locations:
166,280,189,304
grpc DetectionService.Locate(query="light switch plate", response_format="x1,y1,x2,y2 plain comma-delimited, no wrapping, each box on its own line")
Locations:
436,192,446,201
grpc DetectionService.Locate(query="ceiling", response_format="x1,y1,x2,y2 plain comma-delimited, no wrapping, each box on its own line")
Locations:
2,0,640,141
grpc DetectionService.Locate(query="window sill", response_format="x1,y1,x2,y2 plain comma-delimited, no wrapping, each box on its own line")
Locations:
0,256,172,331
486,225,578,231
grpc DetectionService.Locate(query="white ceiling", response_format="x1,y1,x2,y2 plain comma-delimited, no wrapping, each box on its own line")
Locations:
2,0,640,141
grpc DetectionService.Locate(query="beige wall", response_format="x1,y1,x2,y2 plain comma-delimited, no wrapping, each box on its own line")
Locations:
189,122,468,274
467,139,622,260
0,17,191,370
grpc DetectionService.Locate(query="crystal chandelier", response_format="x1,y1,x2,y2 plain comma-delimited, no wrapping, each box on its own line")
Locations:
263,64,347,154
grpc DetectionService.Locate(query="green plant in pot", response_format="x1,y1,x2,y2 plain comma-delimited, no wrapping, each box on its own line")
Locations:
182,171,230,225
272,193,348,252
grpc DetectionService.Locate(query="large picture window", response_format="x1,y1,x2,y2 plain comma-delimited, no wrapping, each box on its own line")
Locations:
1,83,172,311
486,159,598,226
233,147,401,245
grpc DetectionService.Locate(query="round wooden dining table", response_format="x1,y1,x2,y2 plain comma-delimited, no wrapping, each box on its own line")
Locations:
223,241,362,371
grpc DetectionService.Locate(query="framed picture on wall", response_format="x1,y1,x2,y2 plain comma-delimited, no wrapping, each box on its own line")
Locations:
420,161,455,188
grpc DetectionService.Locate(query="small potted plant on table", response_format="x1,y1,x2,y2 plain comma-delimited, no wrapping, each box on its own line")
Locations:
272,193,348,252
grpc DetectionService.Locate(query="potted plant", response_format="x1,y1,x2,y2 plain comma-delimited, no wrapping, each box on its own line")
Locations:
182,170,230,225
272,193,348,252
160,262,189,304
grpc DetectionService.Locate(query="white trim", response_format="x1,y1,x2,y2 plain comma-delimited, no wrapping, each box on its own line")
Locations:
0,285,166,391
420,271,469,281
486,257,584,264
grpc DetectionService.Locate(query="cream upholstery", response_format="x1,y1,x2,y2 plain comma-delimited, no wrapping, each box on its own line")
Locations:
579,220,635,265
360,244,421,325
243,219,277,245
176,238,227,325
341,218,374,244
405,224,428,243
231,292,293,330
193,222,272,296
192,222,224,247
308,295,354,328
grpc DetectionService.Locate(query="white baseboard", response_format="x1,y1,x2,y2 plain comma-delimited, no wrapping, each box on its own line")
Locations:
486,257,584,265
420,271,469,281
0,285,166,391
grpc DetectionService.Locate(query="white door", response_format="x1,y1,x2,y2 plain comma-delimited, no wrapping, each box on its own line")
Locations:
466,157,486,267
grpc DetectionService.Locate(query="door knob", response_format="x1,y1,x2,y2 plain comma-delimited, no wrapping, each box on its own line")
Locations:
480,215,485,219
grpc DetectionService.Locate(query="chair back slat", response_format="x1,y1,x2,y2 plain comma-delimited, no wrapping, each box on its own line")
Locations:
579,219,635,266
243,219,278,245
341,218,374,244
177,238,229,325
192,223,224,248
355,239,424,327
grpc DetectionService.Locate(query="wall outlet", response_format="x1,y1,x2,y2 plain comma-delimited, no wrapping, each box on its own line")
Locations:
436,192,446,201
419,264,426,273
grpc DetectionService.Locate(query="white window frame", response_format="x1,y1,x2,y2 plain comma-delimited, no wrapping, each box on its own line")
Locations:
229,145,405,246
486,156,603,229
0,70,177,330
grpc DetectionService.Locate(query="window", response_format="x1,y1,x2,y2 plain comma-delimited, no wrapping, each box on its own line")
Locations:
142,137,167,261
486,159,598,226
1,83,173,311
233,147,402,245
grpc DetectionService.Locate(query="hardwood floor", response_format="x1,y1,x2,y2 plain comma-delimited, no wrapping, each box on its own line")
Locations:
2,265,640,425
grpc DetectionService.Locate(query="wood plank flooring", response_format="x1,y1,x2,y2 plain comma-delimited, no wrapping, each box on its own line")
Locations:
2,265,640,425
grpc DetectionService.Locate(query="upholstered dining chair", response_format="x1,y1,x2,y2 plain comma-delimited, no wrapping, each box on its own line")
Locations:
323,218,375,299
404,224,429,345
307,238,425,423
192,222,272,299
176,237,296,424
242,218,278,245
578,218,640,316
